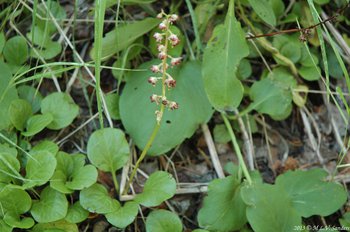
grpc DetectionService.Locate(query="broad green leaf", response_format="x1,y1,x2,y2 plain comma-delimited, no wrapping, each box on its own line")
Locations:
146,210,182,232
32,220,78,232
241,183,301,232
65,165,97,190
3,212,34,229
198,176,246,231
202,0,249,111
105,93,120,120
90,18,159,60
87,128,129,172
0,62,18,130
248,0,276,26
339,212,350,227
65,202,89,224
268,0,285,19
194,2,217,35
35,0,66,35
8,99,33,131
298,65,320,81
0,151,20,183
17,85,43,113
0,221,12,232
106,201,139,228
135,171,176,207
249,67,296,120
237,59,252,80
31,41,62,60
30,140,59,157
22,113,54,137
0,32,5,53
213,124,231,144
23,151,57,188
120,61,213,155
41,92,79,130
31,186,68,223
50,170,72,194
275,169,347,217
80,183,120,214
3,36,28,65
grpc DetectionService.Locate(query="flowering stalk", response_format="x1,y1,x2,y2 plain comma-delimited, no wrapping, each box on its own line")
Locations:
123,11,181,195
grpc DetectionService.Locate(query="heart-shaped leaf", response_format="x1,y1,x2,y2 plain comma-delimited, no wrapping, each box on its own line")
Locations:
31,220,78,232
3,36,28,65
248,0,276,26
120,61,213,155
17,85,43,113
9,99,33,131
275,168,347,217
65,201,89,224
41,92,79,130
202,0,249,111
106,201,139,228
134,171,176,207
87,128,129,172
0,146,20,183
30,186,68,223
146,210,182,232
198,176,246,231
22,113,54,137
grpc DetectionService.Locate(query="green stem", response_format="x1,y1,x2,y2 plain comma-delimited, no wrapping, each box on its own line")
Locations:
184,0,202,57
221,113,252,185
111,170,120,194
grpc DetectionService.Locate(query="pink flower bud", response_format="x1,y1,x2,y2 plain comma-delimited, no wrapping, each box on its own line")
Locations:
165,78,176,88
150,65,160,73
158,51,167,60
155,110,163,123
157,44,165,52
169,14,178,22
171,57,182,66
150,94,157,103
169,101,179,110
148,77,158,86
162,99,168,105
169,34,180,46
159,21,167,30
153,32,163,43
157,12,163,19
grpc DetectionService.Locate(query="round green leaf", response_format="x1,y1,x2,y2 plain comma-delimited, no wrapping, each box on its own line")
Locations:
248,0,276,26
298,65,320,81
105,93,120,120
32,220,78,232
9,99,33,131
65,164,98,190
0,152,20,183
3,212,34,229
30,140,59,157
22,113,54,137
17,85,43,113
23,151,57,188
50,170,73,194
106,201,139,228
146,210,182,232
135,171,176,207
31,41,62,60
198,176,246,231
65,202,89,224
3,36,28,65
213,124,231,144
31,186,68,223
0,32,5,53
275,168,347,217
80,183,120,214
87,128,129,172
41,92,79,130
120,61,213,155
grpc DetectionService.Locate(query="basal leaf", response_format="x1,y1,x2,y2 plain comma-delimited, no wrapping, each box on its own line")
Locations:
9,99,33,131
65,202,89,224
248,0,276,26
106,201,139,228
105,93,120,120
135,171,176,207
41,92,79,130
32,220,78,232
0,32,5,53
17,85,43,113
241,183,301,232
146,210,182,232
87,128,129,172
3,36,28,65
65,164,98,190
0,151,20,183
30,140,59,157
22,113,54,137
31,186,68,223
90,18,159,60
198,176,246,231
120,61,213,155
202,0,249,111
275,168,347,217
3,212,34,229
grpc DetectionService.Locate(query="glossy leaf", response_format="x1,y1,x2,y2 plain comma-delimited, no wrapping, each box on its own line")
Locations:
248,0,276,26
241,183,301,232
198,176,246,231
87,128,129,172
120,61,213,155
41,92,79,130
275,168,347,217
22,113,54,137
31,186,68,223
9,99,33,131
202,0,249,111
3,36,28,65
135,171,176,207
65,202,89,224
106,201,139,228
146,210,182,232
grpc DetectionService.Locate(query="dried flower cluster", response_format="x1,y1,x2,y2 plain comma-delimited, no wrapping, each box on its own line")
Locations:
148,10,182,124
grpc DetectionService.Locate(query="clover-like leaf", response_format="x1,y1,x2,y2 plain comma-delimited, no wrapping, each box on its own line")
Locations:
135,171,176,207
241,183,302,232
31,186,68,223
146,210,182,232
106,201,139,228
198,176,246,231
275,168,347,217
41,92,79,130
120,61,213,155
65,201,89,224
202,0,249,111
3,36,28,65
23,151,57,188
87,128,129,172
80,183,120,214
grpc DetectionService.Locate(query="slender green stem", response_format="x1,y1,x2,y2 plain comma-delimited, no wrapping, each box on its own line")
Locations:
184,0,202,57
221,113,252,185
111,170,120,194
